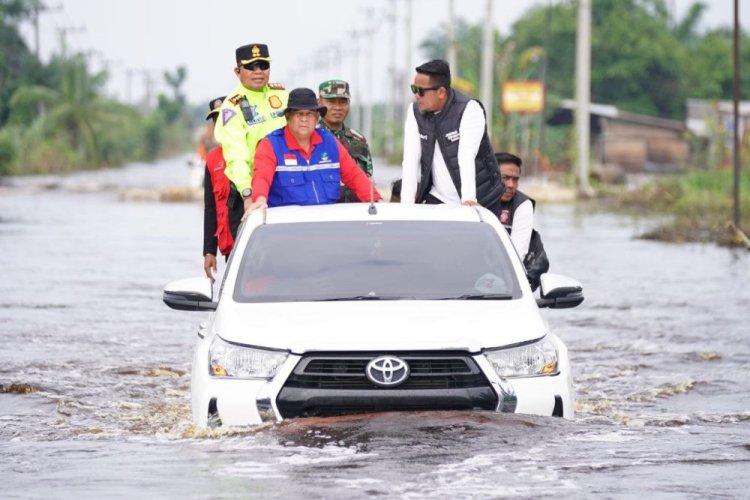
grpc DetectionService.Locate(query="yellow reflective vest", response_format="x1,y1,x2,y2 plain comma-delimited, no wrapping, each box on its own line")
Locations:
213,83,288,193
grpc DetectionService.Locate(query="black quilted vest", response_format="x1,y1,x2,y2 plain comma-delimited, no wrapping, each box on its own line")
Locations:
412,89,504,207
497,191,535,233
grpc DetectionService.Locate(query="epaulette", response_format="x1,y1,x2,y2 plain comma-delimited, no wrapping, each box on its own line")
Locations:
268,82,285,90
349,128,366,141
227,94,243,106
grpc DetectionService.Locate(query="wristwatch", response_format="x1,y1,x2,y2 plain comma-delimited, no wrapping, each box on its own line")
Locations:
241,188,252,199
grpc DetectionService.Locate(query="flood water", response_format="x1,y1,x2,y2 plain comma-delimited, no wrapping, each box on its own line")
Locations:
1,156,749,499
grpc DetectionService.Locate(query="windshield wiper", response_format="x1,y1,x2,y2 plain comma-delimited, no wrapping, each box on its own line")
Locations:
437,293,514,300
317,295,404,301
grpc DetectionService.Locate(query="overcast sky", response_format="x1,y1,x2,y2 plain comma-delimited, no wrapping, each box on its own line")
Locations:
18,0,746,107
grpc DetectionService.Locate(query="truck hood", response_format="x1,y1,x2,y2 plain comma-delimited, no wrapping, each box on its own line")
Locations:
214,299,548,353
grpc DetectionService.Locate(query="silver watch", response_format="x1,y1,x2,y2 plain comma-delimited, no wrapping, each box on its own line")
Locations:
241,188,252,199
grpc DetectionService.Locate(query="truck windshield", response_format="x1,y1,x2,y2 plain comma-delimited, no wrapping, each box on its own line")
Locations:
233,220,521,303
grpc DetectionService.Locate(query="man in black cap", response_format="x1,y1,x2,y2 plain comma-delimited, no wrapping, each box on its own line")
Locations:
202,96,244,281
214,43,288,215
400,59,503,210
244,88,381,216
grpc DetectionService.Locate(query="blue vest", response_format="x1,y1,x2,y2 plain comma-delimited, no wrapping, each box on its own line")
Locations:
266,128,341,207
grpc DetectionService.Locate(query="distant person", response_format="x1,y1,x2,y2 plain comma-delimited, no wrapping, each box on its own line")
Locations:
493,152,549,290
317,79,373,202
195,110,219,161
214,43,288,213
244,88,381,217
400,59,504,210
495,152,533,259
203,96,243,281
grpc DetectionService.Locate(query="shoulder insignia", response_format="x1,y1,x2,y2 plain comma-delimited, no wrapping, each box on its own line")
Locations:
221,109,236,125
268,82,285,90
348,128,367,141
227,94,243,106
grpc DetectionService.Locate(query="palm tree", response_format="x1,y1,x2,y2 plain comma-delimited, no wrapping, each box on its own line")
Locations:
9,54,119,167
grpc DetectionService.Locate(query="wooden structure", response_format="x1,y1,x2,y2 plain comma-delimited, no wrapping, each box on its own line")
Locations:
548,100,689,173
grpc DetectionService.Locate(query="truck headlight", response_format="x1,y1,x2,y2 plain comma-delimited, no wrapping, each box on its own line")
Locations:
209,336,288,379
484,337,558,378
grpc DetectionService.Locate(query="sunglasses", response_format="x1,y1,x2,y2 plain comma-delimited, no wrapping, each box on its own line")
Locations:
410,84,441,96
242,61,270,71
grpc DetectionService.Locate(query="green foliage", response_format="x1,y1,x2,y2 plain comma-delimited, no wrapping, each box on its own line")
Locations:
0,19,194,174
0,1,43,124
418,0,750,173
158,65,189,124
0,128,18,175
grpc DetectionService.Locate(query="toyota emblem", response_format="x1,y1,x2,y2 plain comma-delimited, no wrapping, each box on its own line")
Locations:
366,356,410,387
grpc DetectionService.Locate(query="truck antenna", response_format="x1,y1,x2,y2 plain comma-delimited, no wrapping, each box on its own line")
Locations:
368,179,377,215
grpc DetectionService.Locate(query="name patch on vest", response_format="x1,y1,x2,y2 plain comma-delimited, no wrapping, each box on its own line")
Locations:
247,116,267,126
283,154,298,166
500,209,511,225
445,130,460,142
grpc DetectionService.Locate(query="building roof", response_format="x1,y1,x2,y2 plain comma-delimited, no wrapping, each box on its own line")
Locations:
548,99,685,132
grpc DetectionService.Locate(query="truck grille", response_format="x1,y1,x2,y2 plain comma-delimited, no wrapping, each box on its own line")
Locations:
276,352,498,418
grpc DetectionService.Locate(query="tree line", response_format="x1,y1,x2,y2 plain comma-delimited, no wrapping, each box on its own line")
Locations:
2,0,746,176
0,0,193,175
418,0,749,168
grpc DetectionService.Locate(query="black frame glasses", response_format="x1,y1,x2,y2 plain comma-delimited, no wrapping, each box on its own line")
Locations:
410,84,441,96
242,61,270,71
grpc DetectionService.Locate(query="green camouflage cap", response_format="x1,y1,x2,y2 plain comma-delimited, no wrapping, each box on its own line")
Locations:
318,79,351,99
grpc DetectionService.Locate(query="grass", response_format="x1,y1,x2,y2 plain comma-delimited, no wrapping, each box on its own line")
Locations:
599,169,750,247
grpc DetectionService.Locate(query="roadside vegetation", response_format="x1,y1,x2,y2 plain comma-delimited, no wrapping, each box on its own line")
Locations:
595,168,750,246
0,0,194,176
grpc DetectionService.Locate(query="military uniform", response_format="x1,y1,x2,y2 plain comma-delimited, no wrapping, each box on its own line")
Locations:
318,79,373,203
214,44,288,195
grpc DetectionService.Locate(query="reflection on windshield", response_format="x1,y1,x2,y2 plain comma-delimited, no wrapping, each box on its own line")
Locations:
233,221,521,303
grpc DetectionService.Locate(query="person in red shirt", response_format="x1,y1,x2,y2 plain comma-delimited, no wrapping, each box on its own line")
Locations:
244,88,381,218
203,96,243,280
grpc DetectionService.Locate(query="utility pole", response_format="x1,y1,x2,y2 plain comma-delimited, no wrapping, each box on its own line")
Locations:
330,43,343,79
57,25,85,59
447,0,457,72
141,69,155,112
30,2,62,59
535,0,552,177
732,0,741,230
348,30,362,130
403,0,413,111
479,0,494,139
575,0,593,196
385,0,397,158
361,8,376,143
125,67,135,105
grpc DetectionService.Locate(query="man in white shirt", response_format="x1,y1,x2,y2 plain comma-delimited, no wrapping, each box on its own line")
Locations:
400,60,504,209
494,152,534,260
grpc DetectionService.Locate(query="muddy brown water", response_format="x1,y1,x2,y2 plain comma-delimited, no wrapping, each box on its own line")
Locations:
1,156,749,499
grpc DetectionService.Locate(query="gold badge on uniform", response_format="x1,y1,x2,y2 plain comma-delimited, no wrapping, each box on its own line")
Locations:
269,95,282,109
252,45,260,58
